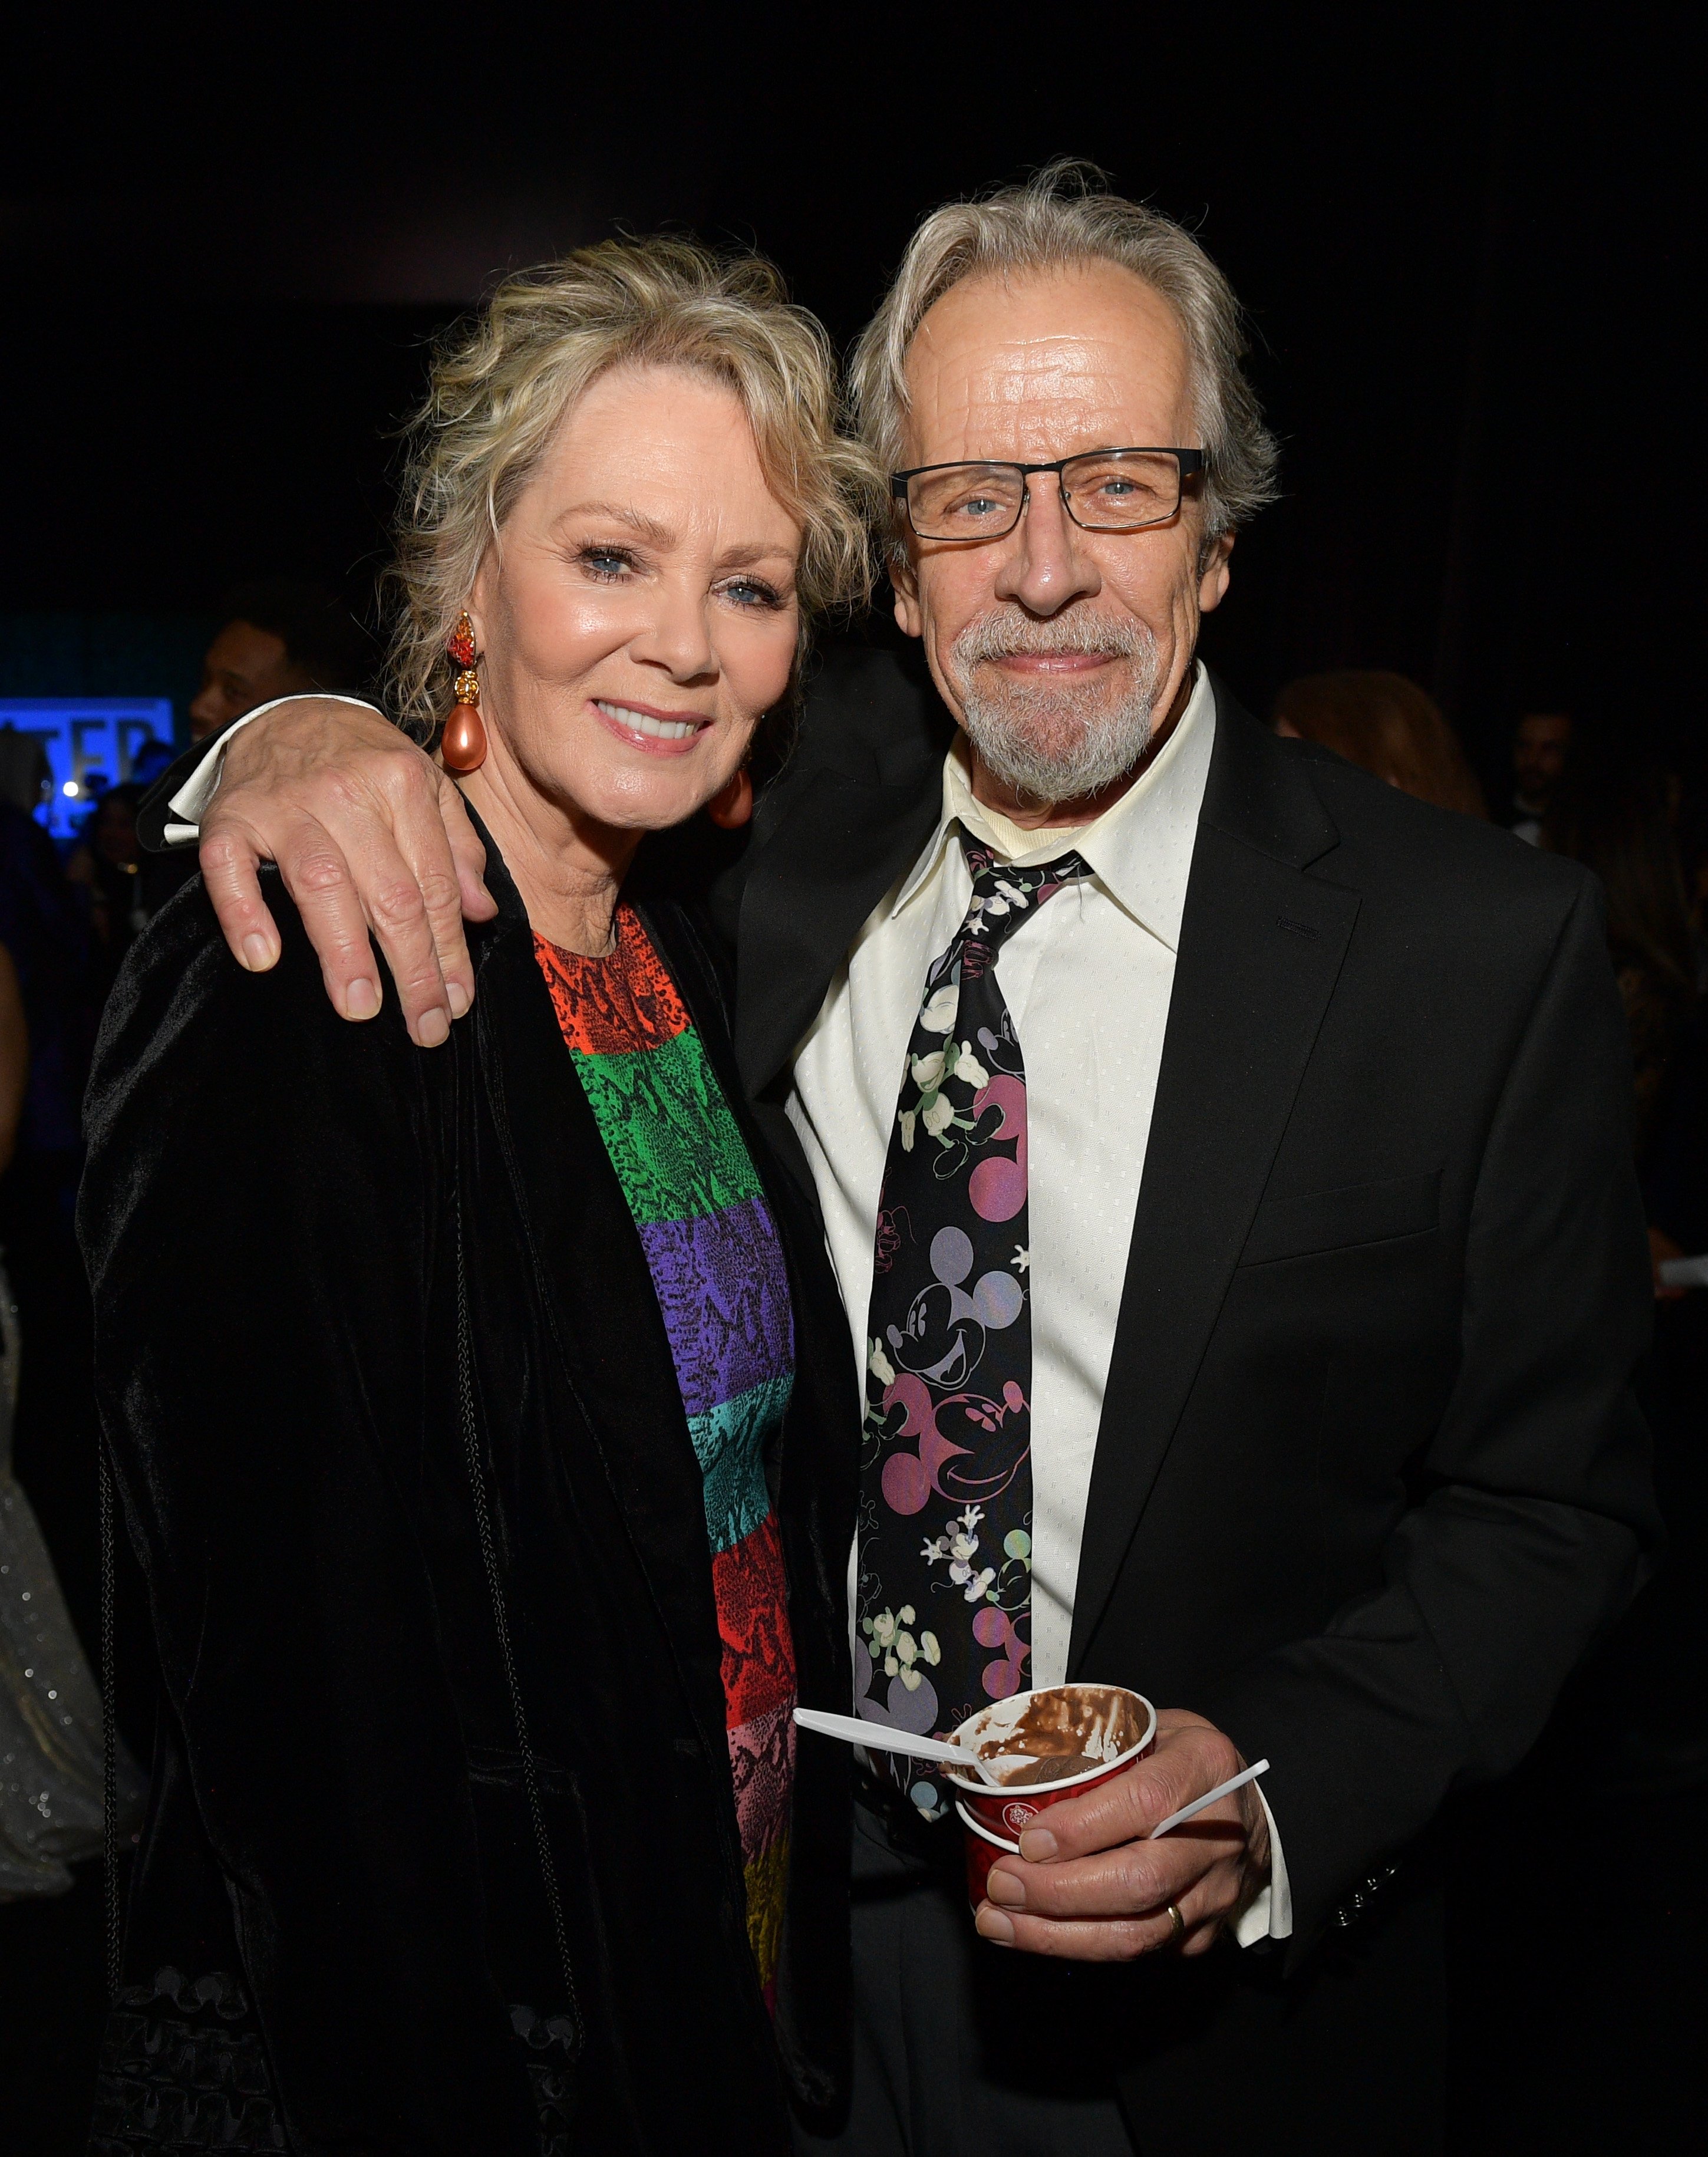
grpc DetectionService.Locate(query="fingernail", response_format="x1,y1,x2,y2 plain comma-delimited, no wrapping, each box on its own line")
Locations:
240,933,275,973
446,980,470,1020
975,1904,1015,1947
415,1007,450,1048
345,979,381,1021
1018,1827,1058,1862
985,1867,1025,1907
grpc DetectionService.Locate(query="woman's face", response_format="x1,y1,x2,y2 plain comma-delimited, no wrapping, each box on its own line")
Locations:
467,364,802,832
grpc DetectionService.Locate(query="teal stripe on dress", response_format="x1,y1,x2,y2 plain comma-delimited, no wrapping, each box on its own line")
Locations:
689,1372,794,1556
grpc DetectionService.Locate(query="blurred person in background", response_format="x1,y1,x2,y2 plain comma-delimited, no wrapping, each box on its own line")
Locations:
1508,708,1573,844
0,945,24,1169
1539,737,1708,1797
0,739,91,1236
1,938,146,1903
187,578,373,744
1544,743,1708,1298
1671,772,1708,990
1272,668,1486,816
143,582,377,919
129,739,177,792
66,783,146,983
0,742,99,1657
0,727,52,824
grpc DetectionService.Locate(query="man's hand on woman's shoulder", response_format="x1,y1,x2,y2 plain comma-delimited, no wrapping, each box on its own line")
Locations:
196,698,494,1048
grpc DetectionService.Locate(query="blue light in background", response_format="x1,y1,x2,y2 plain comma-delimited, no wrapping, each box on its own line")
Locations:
0,697,174,839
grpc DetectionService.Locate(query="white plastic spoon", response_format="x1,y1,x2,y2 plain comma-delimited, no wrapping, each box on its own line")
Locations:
792,1705,1004,1786
1149,1758,1270,1837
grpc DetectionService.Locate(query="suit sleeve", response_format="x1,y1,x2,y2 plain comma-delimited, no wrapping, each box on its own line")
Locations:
79,892,536,2151
136,696,385,850
1205,878,1657,1962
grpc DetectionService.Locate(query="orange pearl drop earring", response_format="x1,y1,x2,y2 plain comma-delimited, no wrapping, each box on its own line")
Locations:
440,611,487,774
706,766,754,829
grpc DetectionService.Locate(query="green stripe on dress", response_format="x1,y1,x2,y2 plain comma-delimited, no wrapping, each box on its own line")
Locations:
570,1028,765,1226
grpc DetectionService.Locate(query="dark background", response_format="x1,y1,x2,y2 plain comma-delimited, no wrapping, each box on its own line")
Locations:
1,6,1700,2151
2,6,1694,789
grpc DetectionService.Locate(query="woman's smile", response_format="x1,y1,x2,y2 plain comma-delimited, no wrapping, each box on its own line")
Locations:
591,696,714,753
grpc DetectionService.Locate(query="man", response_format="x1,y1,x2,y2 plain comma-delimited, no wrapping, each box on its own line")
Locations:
188,578,372,743
1508,707,1573,843
142,578,373,917
140,171,1654,2153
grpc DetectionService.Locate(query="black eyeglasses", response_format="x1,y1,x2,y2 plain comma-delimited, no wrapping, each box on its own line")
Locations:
891,448,1205,541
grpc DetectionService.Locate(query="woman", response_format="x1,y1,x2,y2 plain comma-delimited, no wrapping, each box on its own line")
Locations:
1272,668,1487,817
80,241,875,2153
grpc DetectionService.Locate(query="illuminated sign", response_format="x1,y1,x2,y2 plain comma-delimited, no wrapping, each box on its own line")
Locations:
0,697,175,838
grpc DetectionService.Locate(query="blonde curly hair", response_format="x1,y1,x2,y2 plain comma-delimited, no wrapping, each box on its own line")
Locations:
384,236,881,742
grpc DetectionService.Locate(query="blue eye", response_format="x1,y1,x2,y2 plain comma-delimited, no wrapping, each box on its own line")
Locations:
724,578,784,609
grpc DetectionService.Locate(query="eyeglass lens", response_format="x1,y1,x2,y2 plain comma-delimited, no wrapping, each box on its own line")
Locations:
905,450,1185,539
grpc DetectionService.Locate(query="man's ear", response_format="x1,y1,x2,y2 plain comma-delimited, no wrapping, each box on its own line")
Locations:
1198,531,1235,615
889,551,924,640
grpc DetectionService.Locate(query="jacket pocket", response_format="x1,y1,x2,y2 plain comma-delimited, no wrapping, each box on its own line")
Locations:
1238,1170,1440,1268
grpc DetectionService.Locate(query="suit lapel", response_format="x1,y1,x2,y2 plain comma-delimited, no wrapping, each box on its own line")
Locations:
1068,702,1359,1674
735,769,941,1099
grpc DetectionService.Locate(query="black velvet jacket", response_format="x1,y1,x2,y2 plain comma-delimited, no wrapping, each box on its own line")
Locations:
78,837,858,2155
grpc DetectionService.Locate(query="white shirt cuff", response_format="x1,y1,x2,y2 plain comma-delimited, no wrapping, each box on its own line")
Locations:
161,693,384,844
1233,1783,1293,1945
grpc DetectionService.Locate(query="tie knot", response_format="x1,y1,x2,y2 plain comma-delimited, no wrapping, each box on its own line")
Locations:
957,829,1092,956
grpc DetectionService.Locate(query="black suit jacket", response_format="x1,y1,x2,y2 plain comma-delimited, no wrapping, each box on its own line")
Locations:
80,837,858,2154
715,650,1658,2146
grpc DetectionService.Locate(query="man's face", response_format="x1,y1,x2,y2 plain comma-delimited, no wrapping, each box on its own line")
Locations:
1512,712,1571,806
187,620,315,742
890,264,1232,816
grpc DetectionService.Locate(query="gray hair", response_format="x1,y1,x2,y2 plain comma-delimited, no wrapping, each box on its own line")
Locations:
848,160,1279,558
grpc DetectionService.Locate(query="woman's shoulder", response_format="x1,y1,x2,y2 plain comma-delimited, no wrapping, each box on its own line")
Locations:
88,867,422,1137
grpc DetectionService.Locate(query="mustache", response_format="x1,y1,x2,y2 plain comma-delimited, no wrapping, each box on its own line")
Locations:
950,611,1155,668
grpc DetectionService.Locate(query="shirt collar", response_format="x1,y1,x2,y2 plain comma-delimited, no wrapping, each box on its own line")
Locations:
891,663,1216,954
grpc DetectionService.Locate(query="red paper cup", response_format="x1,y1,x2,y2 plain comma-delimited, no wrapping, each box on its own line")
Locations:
944,1682,1156,1910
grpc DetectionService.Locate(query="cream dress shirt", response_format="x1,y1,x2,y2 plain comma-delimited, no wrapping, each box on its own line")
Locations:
786,664,1290,1942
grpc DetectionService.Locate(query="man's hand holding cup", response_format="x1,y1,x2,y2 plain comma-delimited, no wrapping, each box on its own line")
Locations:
975,1710,1271,1960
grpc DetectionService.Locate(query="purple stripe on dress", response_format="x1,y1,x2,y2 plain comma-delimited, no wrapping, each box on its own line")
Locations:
635,1193,794,1419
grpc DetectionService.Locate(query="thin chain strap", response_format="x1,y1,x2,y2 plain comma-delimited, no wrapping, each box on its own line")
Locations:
453,1173,583,2054
98,1442,121,1998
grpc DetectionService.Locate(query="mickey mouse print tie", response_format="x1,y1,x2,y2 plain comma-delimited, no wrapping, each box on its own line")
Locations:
855,828,1092,1814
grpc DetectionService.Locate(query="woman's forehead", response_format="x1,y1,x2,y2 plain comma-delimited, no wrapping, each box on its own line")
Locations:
526,366,801,544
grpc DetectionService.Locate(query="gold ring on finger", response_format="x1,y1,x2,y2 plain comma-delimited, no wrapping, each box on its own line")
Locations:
1166,1901,1185,1944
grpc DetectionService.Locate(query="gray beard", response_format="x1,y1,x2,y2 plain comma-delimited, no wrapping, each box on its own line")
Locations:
948,612,1166,809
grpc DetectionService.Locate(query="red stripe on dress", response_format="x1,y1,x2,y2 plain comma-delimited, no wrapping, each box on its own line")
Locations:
535,918,690,1056
713,1517,795,1731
